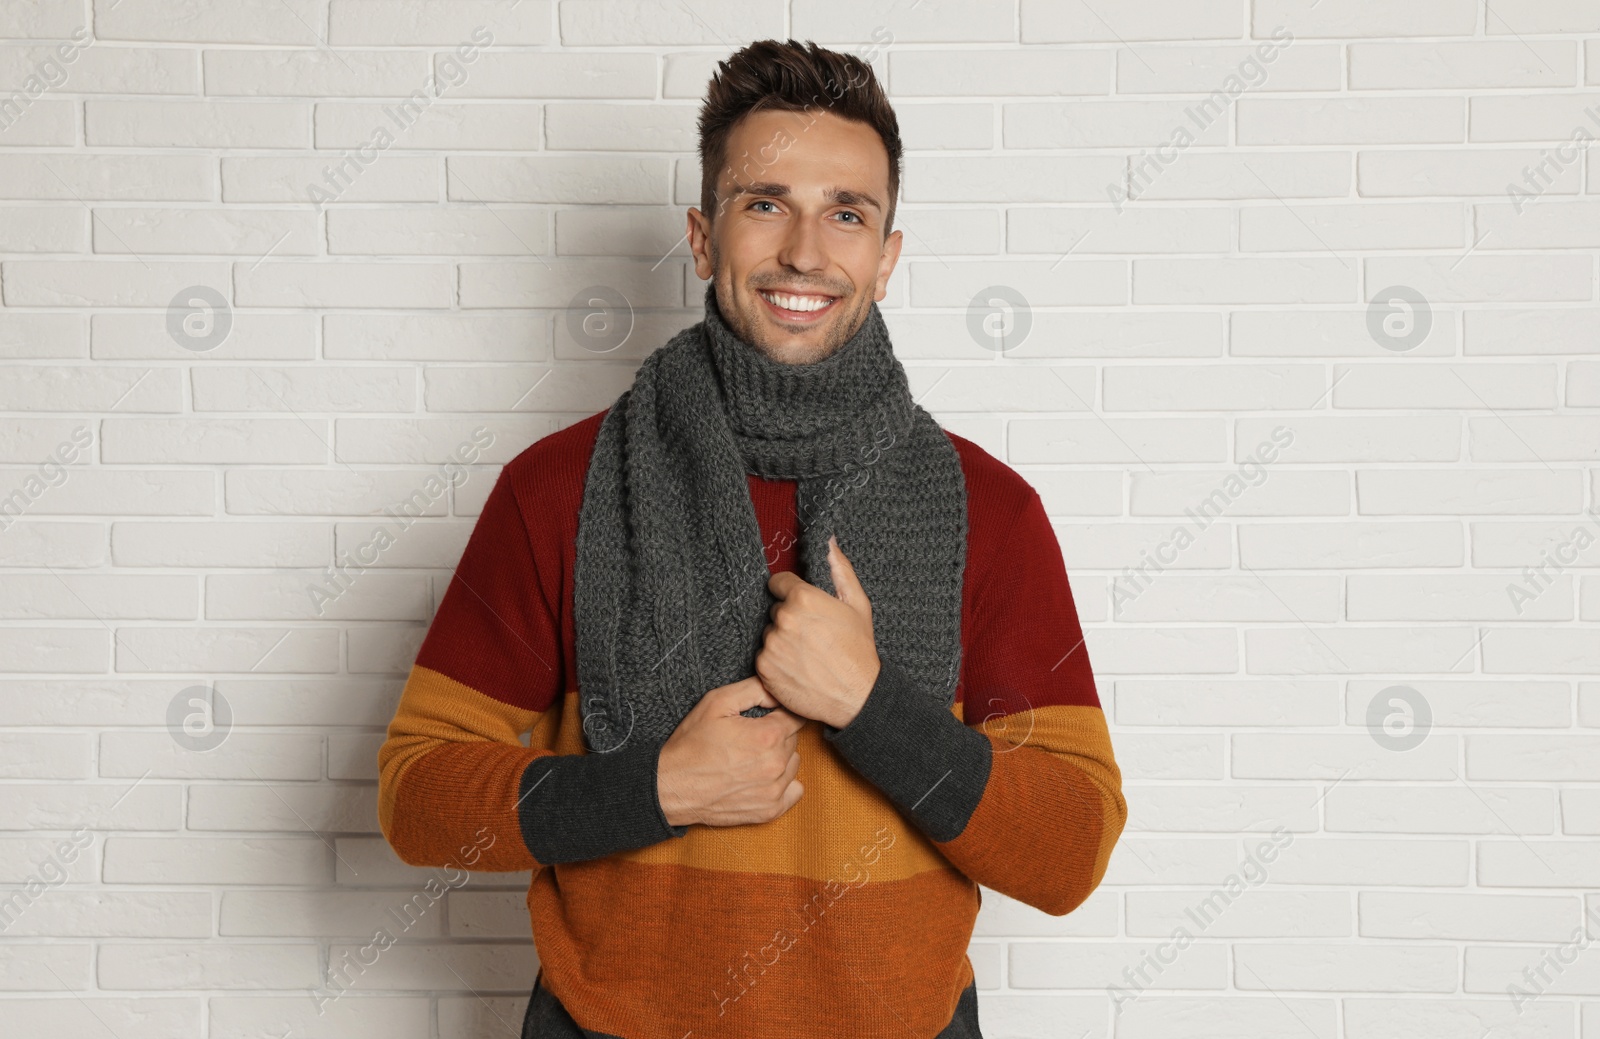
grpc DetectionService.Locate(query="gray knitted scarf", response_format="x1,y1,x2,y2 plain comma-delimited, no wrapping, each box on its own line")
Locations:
572,282,967,754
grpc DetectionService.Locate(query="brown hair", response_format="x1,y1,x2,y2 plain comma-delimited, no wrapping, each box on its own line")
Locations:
697,38,902,238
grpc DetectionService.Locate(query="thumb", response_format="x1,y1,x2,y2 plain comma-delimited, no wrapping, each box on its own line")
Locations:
729,675,779,712
827,534,869,611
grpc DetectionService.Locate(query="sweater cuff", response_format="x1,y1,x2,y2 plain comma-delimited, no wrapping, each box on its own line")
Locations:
823,656,993,842
516,738,688,865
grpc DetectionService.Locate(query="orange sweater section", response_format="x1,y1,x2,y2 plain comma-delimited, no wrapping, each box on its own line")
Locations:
378,408,1126,1038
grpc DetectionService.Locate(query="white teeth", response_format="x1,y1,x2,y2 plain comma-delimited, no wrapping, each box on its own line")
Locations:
760,291,833,313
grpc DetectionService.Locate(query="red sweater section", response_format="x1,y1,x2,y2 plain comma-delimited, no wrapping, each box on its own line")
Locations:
383,406,1128,1037
414,406,1104,723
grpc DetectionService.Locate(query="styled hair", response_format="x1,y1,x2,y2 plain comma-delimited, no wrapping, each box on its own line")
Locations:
697,38,901,237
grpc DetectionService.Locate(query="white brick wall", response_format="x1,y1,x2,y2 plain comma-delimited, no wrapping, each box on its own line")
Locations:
1,1,1598,1036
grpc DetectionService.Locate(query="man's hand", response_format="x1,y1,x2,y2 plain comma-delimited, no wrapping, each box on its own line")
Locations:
656,676,806,828
755,534,881,730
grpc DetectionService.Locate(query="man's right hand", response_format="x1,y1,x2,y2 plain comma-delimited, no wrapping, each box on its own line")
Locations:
656,676,806,828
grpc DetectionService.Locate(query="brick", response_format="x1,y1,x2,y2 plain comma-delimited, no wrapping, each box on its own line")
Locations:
100,418,331,464
563,0,782,45
0,629,108,674
0,156,212,201
1240,521,1464,569
235,262,454,309
1350,42,1577,89
1117,44,1341,94
100,733,323,781
103,837,331,885
0,782,177,830
0,314,87,359
114,627,340,674
1240,97,1464,144
316,102,542,151
449,52,656,98
1133,258,1353,304
1,261,230,307
1235,944,1456,992
329,0,552,45
92,312,316,361
85,101,309,148
0,733,91,779
187,784,378,832
0,367,181,412
1254,0,1477,37
0,892,211,938
206,573,431,622
890,49,1108,96
204,50,431,97
0,999,199,1038
112,521,329,568
1004,100,1229,150
97,0,325,43
222,156,439,204
91,207,319,257
98,943,319,989
1325,786,1552,834
1239,203,1463,254
1022,0,1243,42
0,45,197,94
0,206,85,252
447,155,668,204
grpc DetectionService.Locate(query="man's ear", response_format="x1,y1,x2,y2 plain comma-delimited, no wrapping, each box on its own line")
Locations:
687,207,714,281
874,227,903,302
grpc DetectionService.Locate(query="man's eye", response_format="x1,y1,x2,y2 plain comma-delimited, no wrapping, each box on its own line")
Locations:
750,200,778,213
836,211,861,223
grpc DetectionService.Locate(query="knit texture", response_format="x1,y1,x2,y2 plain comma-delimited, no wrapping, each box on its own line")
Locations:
377,366,1129,1039
573,282,967,752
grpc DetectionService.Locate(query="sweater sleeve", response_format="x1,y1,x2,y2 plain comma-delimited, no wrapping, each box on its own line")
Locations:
377,464,686,873
823,485,1125,916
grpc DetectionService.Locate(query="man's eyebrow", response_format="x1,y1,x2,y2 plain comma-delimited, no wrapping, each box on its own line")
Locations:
726,180,883,213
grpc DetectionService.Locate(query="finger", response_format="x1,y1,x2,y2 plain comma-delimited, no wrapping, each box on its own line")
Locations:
727,676,779,712
768,571,804,600
762,705,808,733
827,534,868,608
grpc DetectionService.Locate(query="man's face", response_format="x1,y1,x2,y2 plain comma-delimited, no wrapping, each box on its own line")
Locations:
688,108,903,366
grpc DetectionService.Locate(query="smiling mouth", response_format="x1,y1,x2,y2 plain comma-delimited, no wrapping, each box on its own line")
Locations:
757,289,840,323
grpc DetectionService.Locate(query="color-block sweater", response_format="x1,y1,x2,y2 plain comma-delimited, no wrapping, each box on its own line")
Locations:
377,406,1126,1039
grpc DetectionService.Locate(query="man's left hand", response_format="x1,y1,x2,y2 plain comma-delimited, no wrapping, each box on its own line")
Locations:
756,534,881,730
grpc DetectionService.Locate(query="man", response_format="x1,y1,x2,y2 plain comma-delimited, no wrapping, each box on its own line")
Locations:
378,38,1126,1039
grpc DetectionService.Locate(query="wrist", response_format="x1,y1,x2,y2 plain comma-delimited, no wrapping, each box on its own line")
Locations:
832,656,881,730
656,743,698,829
